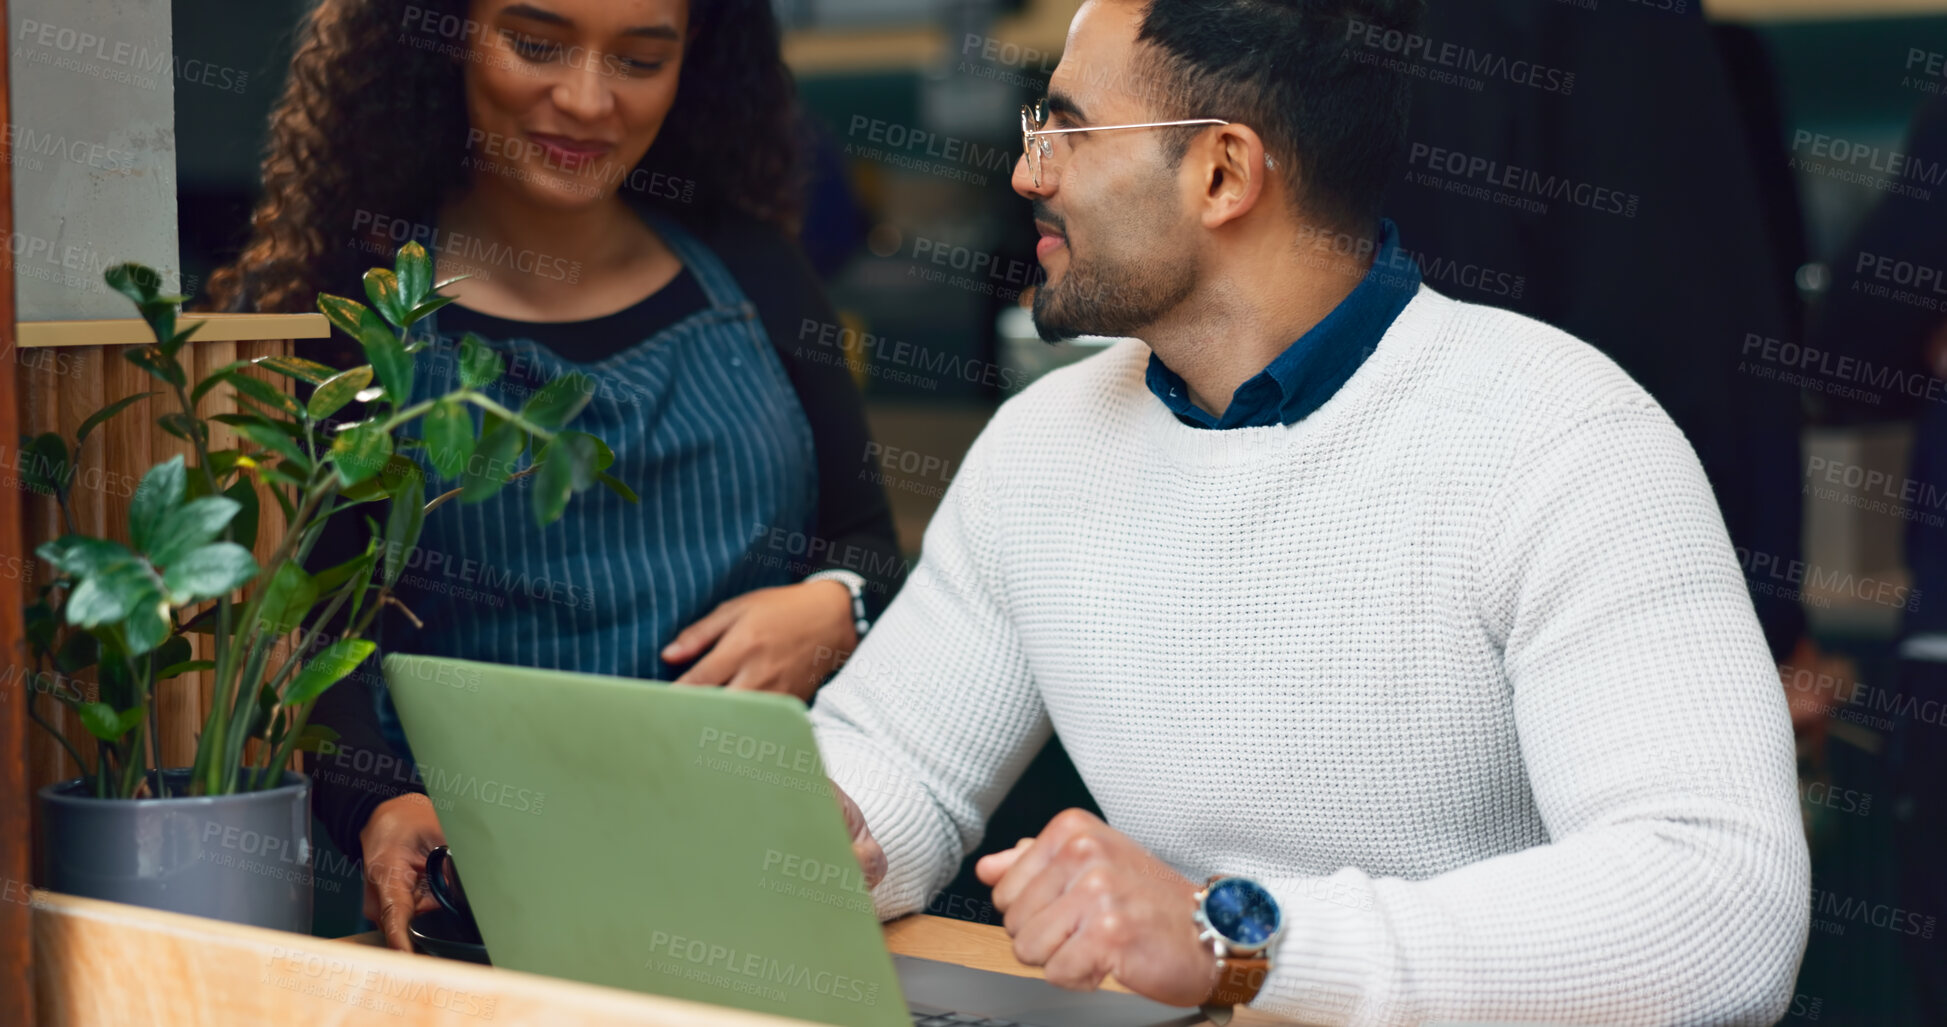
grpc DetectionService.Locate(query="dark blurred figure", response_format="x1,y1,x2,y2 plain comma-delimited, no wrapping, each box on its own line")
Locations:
1379,2,1817,677
1807,93,1947,1026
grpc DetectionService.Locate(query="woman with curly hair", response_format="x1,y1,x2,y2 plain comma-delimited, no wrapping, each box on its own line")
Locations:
207,0,903,950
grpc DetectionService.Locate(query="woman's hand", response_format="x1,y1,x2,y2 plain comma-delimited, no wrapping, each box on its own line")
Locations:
663,580,858,700
359,792,446,951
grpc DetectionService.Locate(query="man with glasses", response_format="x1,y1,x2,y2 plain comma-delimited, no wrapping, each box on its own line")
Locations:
812,0,1810,1023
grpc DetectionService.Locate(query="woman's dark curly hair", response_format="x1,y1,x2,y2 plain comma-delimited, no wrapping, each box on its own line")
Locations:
207,0,801,313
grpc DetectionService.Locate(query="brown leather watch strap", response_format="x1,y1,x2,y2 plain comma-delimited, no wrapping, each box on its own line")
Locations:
1207,954,1271,1006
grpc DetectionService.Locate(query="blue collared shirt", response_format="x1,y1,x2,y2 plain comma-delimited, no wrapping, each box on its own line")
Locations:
1145,219,1421,429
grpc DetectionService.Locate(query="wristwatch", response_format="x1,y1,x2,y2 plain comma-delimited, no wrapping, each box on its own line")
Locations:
1192,875,1283,1022
803,568,871,638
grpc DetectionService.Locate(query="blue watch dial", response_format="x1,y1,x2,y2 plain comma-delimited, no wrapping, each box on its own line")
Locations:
1205,877,1281,947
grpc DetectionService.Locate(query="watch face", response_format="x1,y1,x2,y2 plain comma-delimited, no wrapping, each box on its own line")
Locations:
1205,877,1282,947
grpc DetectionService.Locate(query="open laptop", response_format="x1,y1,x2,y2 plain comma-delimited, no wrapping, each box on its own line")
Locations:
383,653,1206,1027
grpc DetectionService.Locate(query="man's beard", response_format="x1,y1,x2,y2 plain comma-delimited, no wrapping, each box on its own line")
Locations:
1029,208,1194,343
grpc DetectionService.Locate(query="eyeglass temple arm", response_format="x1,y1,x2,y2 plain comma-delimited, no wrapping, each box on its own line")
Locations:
1028,118,1230,138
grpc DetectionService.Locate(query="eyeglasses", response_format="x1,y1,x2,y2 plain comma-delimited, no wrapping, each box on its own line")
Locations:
1018,97,1272,188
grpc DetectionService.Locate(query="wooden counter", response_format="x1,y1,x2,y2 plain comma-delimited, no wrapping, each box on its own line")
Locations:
32,891,1297,1025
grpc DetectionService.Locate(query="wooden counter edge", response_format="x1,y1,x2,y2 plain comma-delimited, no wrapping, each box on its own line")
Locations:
32,891,821,1026
344,914,1292,1025
18,313,329,348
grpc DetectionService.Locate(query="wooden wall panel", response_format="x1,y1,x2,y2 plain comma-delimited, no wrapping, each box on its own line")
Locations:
0,0,31,1016
20,332,296,798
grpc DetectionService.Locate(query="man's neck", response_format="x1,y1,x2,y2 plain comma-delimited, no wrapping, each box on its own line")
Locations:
1143,221,1373,420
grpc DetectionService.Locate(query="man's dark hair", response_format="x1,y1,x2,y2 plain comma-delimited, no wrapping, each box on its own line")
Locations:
1136,0,1425,233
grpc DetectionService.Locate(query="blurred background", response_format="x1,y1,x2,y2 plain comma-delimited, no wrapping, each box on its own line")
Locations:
154,0,1947,1019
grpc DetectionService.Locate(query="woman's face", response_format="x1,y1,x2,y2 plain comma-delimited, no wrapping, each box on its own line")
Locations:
459,0,689,209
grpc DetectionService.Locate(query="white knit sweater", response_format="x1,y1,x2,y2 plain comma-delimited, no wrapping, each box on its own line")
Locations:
809,286,1810,1026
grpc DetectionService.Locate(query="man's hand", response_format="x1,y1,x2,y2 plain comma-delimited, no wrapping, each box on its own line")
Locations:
664,581,857,699
976,809,1219,1006
834,779,887,889
359,792,445,951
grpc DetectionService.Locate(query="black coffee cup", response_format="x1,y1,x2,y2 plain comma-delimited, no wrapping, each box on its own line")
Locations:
412,846,487,962
424,845,475,925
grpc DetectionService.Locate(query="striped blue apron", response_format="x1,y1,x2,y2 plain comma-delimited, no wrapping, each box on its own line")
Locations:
373,214,819,750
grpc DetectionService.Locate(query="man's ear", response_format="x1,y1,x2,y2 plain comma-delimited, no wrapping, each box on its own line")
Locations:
1195,124,1269,229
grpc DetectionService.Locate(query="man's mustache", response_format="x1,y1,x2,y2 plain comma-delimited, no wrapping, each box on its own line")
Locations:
1030,201,1066,235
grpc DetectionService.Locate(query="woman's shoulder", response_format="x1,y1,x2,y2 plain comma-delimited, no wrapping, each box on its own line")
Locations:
680,207,816,290
666,206,834,351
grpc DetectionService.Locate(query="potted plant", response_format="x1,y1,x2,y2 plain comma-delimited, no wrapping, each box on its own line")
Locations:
21,244,628,931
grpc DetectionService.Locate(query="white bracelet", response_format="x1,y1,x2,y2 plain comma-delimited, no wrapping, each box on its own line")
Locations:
803,569,871,638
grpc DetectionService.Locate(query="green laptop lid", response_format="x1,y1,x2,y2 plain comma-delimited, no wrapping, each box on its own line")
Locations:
382,653,908,1027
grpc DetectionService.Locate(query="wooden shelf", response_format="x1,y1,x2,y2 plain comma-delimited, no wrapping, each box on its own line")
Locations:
17,313,330,349
1706,0,1947,19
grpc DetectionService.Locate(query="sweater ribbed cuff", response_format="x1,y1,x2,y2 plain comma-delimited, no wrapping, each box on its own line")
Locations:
814,731,958,922
1253,876,1388,1025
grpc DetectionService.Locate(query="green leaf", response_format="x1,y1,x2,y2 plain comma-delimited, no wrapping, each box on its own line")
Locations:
246,682,278,742
395,242,432,307
422,399,473,478
147,496,241,567
457,333,504,389
256,464,308,497
165,319,204,355
104,263,162,306
158,316,203,357
192,360,248,402
294,723,341,754
520,371,595,430
78,392,159,445
364,268,408,327
121,590,173,656
19,433,70,496
308,366,374,421
543,431,614,474
124,346,185,388
218,369,303,419
532,441,577,525
253,355,336,385
312,551,377,596
229,419,313,474
177,604,221,636
403,294,457,327
130,456,188,553
162,542,259,603
596,472,639,504
157,413,208,446
253,563,317,635
158,659,216,679
54,631,98,674
65,561,156,628
78,702,145,743
37,536,135,578
96,656,135,713
337,453,422,503
533,433,604,524
150,636,192,676
460,414,522,503
284,639,377,707
383,474,426,588
223,477,260,550
317,293,368,338
137,297,179,353
330,421,394,486
358,308,413,405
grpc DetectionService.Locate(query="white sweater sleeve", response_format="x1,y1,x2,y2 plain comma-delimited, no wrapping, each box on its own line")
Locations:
1250,408,1810,1026
808,422,1052,920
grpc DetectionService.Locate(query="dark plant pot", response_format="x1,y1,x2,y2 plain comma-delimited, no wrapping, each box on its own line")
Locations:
38,769,313,932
